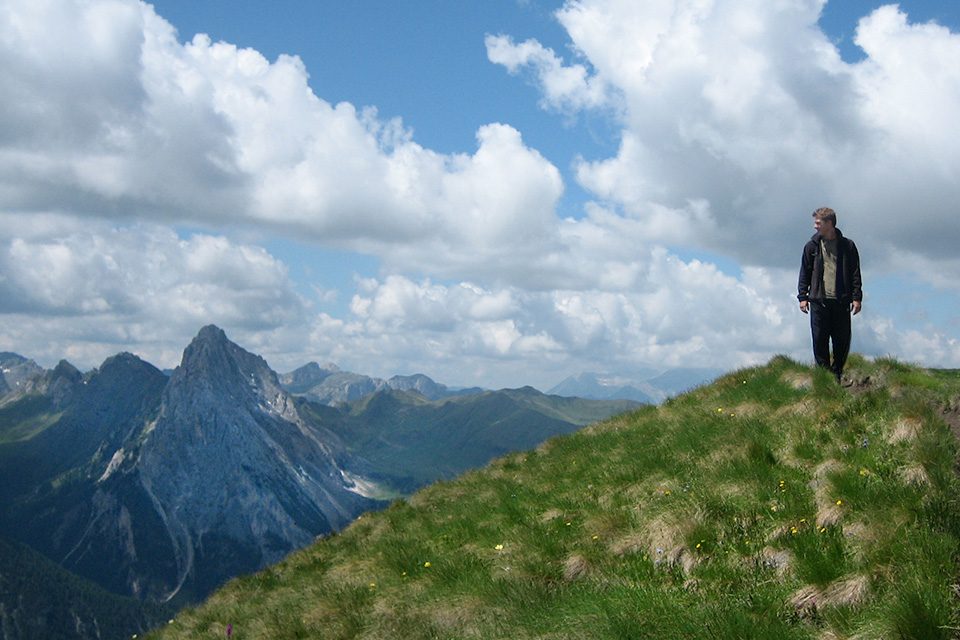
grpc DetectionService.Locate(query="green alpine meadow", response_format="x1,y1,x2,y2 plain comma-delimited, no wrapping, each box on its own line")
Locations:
148,355,960,640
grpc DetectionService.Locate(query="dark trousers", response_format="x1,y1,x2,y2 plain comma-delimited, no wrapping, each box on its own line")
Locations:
810,300,851,379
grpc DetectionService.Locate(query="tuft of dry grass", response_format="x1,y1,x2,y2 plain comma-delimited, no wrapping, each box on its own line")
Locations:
790,574,871,610
898,463,931,487
641,513,688,561
887,417,923,443
783,371,814,390
562,554,593,582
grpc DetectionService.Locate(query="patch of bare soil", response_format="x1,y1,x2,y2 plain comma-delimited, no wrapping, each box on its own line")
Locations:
940,402,960,444
841,372,874,394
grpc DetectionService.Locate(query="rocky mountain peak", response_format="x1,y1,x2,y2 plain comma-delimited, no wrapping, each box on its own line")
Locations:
99,351,161,376
172,325,287,415
179,324,250,376
135,326,378,601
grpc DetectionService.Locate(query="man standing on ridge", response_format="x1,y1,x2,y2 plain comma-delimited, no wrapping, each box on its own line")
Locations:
798,207,862,382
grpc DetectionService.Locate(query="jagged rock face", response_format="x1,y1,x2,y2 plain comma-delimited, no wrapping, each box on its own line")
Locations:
136,326,377,601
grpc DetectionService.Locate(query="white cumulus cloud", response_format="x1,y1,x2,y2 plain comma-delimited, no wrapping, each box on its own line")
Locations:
0,215,310,368
0,0,564,267
491,0,960,278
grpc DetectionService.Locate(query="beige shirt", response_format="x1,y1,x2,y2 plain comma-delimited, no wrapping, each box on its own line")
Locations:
821,238,838,300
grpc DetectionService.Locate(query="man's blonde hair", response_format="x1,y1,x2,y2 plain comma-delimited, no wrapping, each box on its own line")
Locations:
812,207,837,225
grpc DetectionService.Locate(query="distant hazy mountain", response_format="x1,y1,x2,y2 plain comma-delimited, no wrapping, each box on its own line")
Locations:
280,361,387,403
387,373,485,400
0,352,44,397
548,367,725,403
0,326,637,640
280,363,484,404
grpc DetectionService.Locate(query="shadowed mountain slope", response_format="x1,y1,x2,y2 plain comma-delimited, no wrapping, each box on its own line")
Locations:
0,535,175,640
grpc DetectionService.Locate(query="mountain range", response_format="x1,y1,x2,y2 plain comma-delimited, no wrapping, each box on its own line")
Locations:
0,326,639,640
278,361,722,407
279,361,484,404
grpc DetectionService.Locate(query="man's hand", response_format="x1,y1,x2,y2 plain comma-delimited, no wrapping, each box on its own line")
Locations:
799,300,809,314
851,300,862,315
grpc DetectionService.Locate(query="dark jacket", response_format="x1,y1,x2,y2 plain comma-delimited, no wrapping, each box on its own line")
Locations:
798,229,862,305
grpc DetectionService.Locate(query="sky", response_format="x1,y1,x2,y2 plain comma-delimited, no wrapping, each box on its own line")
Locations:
1,0,959,391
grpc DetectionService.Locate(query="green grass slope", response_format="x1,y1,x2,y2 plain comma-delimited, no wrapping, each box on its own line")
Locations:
148,356,960,640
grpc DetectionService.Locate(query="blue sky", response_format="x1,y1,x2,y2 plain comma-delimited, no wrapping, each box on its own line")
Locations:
1,0,959,390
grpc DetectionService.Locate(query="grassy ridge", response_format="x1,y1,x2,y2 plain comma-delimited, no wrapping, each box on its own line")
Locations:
149,356,960,639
